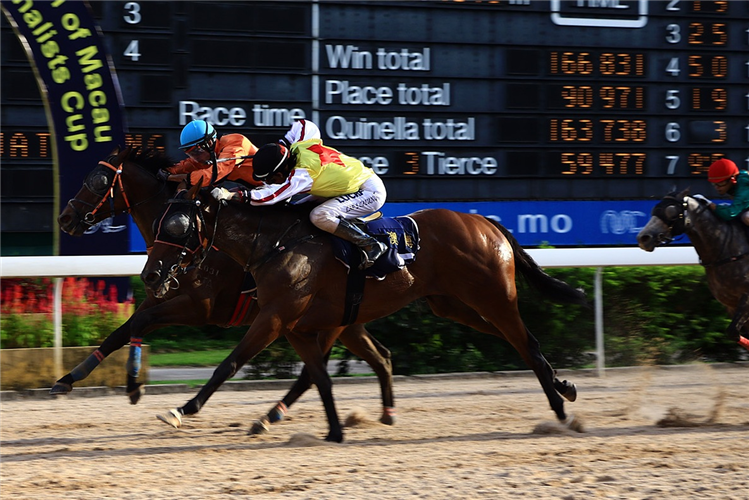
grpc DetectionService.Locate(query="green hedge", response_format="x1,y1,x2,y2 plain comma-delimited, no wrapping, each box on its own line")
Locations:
135,266,737,377
242,266,737,377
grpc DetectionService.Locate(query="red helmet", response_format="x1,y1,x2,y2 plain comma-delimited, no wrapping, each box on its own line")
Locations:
707,158,738,184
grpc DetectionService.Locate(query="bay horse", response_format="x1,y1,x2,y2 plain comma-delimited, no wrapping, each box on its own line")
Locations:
141,181,588,442
637,189,749,350
54,146,396,431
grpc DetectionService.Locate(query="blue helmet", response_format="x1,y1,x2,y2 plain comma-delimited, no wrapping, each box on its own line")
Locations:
179,120,216,150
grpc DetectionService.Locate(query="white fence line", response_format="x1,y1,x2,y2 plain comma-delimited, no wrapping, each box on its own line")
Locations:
0,247,701,379
0,247,699,278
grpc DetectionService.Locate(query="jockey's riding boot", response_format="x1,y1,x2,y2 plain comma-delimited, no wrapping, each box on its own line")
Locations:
333,219,388,270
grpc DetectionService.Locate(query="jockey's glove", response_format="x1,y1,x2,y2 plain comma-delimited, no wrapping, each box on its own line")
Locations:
692,194,711,205
157,169,170,181
211,187,235,202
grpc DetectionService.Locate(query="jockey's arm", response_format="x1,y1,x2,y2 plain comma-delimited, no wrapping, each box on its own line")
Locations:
280,120,321,147
714,173,749,221
249,169,314,206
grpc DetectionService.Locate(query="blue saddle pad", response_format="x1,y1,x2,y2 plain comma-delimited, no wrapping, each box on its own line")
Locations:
332,216,420,279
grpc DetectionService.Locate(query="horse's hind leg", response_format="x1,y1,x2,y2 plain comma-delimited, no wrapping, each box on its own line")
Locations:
728,293,749,351
251,324,395,433
426,296,579,429
338,324,396,424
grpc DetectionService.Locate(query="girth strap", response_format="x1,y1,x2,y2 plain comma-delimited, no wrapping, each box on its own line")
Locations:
340,267,366,326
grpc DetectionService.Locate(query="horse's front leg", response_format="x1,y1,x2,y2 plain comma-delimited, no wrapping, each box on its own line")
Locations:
728,293,749,351
50,297,164,397
123,294,208,404
156,320,282,428
285,330,344,443
249,349,333,435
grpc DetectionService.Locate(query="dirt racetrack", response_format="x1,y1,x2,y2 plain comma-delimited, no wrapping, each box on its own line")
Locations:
2,364,748,499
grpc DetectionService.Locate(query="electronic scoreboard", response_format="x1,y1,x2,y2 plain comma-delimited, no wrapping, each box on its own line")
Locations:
2,1,747,250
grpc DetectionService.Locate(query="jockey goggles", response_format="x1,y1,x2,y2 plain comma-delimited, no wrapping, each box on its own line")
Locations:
184,144,210,158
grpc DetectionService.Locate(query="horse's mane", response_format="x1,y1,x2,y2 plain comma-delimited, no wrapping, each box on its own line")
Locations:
123,146,176,175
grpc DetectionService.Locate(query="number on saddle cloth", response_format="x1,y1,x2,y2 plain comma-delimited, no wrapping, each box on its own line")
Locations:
331,216,420,279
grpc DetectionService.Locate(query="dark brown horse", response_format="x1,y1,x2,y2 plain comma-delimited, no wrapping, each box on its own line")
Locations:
141,181,588,442
637,189,749,350
54,146,396,431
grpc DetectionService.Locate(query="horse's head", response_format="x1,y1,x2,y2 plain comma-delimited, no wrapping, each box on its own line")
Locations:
57,146,173,236
141,179,217,298
637,188,693,251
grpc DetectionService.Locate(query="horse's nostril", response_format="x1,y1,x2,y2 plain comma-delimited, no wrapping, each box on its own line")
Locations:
142,271,160,286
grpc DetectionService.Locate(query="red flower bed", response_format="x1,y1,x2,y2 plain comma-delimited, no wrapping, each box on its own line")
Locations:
1,278,134,348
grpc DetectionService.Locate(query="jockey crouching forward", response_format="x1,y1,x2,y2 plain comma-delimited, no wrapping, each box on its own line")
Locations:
694,159,749,227
211,139,388,270
161,119,261,189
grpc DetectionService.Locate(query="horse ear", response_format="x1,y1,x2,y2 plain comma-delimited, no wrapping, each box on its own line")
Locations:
114,145,130,163
109,146,120,156
677,187,690,199
186,177,203,200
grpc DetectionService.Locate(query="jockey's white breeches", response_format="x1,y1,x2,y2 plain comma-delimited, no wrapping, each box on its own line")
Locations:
310,175,387,233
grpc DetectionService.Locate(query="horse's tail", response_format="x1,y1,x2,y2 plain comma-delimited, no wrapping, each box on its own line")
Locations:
485,217,589,307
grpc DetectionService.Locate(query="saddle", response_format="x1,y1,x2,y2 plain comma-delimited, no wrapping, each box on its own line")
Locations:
231,213,421,327
332,215,420,326
331,215,420,280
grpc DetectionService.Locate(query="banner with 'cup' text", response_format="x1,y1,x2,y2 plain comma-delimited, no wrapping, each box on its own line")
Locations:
2,0,128,256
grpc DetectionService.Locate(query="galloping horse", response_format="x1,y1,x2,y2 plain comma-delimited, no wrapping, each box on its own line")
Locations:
55,146,396,431
637,189,749,349
141,181,588,442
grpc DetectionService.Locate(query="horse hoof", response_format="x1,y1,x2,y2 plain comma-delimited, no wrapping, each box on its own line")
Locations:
562,414,584,433
267,403,287,423
156,409,182,428
128,384,145,405
562,382,577,402
380,415,396,426
248,419,270,435
325,432,344,443
380,407,397,425
50,382,72,395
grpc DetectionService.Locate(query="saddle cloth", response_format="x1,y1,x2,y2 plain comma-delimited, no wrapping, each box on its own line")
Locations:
332,216,420,279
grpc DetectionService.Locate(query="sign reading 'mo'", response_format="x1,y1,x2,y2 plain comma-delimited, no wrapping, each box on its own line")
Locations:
1,0,127,256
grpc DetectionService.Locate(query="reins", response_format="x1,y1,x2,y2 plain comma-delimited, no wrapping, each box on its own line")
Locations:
700,251,749,268
158,195,318,283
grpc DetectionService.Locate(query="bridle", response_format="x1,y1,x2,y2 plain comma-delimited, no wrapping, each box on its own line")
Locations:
651,194,748,267
154,195,223,290
65,156,130,226
66,154,167,227
649,194,696,246
152,194,317,291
